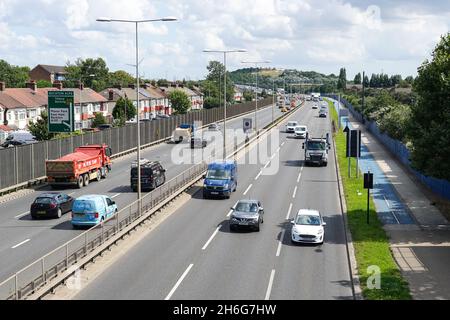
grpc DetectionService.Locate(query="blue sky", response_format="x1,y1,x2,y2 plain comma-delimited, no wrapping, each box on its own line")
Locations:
0,0,449,80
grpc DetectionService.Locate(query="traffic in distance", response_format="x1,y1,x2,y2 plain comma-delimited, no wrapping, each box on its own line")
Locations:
24,94,331,245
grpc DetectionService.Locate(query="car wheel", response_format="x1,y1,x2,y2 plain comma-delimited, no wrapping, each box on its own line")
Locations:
255,222,260,232
230,225,235,232
56,208,62,219
77,176,84,189
102,166,109,179
31,215,37,220
96,169,102,182
83,174,90,186
203,192,208,199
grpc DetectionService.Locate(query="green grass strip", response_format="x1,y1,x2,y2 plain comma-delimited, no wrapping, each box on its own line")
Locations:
326,99,411,300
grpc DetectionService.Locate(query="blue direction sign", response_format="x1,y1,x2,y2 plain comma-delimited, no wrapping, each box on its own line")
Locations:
48,91,75,133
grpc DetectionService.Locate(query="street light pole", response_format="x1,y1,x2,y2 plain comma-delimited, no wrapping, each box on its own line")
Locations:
203,49,246,159
97,16,177,209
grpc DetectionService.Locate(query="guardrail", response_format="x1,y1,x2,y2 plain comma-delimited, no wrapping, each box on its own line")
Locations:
0,100,304,300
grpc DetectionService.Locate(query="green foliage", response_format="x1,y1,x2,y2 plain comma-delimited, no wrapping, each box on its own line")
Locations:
113,97,136,121
243,91,254,102
28,110,55,141
91,112,107,128
327,99,411,300
354,72,362,84
36,80,53,88
204,60,234,103
168,89,191,115
64,57,109,91
157,79,169,87
378,104,411,142
409,32,450,180
203,96,220,109
108,70,135,87
0,60,30,88
337,67,347,90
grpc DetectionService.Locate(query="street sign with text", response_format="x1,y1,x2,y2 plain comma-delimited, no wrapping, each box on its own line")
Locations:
48,91,75,133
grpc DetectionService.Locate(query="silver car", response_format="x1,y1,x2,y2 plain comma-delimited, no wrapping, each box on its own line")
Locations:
229,200,264,232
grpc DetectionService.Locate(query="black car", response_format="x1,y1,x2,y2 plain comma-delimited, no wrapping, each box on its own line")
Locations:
98,124,112,131
30,193,74,219
130,159,166,192
190,137,207,149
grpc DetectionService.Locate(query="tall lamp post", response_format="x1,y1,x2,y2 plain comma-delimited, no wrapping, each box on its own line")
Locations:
203,49,247,159
97,16,177,210
241,60,271,133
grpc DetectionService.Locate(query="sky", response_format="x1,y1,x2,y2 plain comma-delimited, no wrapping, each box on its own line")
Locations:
0,0,449,81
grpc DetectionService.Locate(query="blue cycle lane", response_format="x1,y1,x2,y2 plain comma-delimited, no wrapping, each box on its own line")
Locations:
329,99,414,225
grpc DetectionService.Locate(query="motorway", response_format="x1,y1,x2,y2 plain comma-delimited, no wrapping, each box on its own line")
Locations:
0,104,283,283
73,101,354,300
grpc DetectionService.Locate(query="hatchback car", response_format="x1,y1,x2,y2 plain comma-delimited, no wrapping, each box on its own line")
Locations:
208,123,220,131
191,137,207,149
285,121,299,133
71,195,117,228
31,193,74,219
294,126,308,139
229,200,264,232
291,209,326,244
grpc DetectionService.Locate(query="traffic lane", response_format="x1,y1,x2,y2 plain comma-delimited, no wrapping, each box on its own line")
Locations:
74,104,307,299
0,104,282,224
73,132,277,300
168,106,322,299
270,107,353,300
0,105,285,282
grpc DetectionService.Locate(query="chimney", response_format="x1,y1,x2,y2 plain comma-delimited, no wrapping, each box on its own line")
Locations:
53,80,63,90
26,81,37,91
78,80,84,91
3,108,8,126
0,81,5,91
108,90,114,101
129,84,135,90
114,84,122,91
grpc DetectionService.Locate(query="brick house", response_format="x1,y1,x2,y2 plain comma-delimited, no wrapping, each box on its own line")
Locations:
29,64,68,83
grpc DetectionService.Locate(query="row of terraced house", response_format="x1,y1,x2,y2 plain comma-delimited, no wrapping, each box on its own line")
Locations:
0,64,204,139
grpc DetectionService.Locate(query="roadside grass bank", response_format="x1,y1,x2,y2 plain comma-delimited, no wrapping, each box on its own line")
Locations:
327,99,411,300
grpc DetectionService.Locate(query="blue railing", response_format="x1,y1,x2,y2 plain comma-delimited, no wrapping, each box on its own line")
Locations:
325,94,450,201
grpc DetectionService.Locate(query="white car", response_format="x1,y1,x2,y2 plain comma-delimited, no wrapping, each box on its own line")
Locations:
291,209,326,244
294,126,308,139
285,121,299,133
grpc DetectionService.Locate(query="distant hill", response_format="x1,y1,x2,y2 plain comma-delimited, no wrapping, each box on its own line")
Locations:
229,68,338,92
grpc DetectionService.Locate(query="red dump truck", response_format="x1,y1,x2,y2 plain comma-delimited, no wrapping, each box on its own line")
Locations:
46,144,112,189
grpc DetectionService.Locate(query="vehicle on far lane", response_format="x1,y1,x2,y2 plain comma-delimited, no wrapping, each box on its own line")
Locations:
71,195,118,229
130,158,166,192
191,136,207,149
285,121,299,133
229,199,264,232
291,209,326,244
30,192,74,219
208,123,220,131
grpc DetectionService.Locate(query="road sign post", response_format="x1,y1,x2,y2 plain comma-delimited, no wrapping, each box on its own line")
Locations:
48,91,75,133
364,170,374,224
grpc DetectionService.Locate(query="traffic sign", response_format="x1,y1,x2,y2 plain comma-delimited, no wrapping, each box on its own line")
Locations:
243,118,252,132
48,91,75,133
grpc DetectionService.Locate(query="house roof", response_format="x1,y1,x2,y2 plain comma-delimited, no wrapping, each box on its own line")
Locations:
0,92,26,109
0,125,13,132
34,64,68,74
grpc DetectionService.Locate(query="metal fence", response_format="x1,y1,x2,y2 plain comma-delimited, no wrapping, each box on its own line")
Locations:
0,98,272,192
326,94,450,201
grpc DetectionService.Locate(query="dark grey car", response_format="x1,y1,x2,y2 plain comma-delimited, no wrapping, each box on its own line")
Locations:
229,200,264,232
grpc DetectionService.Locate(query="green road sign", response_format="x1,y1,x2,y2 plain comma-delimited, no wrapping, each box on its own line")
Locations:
48,91,75,133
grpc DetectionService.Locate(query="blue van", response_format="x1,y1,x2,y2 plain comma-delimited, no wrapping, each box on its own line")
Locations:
71,195,118,228
203,160,238,199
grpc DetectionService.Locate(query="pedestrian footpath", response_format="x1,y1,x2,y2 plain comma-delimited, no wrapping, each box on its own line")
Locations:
330,98,450,299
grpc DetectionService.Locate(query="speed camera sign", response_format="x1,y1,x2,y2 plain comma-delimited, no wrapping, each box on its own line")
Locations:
243,118,252,132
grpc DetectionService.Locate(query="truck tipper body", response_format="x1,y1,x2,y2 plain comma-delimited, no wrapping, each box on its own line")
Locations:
46,144,112,189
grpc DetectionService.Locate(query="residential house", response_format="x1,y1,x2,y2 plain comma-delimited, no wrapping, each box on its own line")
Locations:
160,83,204,111
29,64,68,83
234,87,244,102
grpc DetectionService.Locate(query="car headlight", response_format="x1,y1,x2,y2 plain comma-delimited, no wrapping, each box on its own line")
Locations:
223,184,229,189
292,229,300,235
317,229,324,235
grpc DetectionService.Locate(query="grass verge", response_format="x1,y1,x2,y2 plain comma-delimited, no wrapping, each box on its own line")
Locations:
326,99,411,300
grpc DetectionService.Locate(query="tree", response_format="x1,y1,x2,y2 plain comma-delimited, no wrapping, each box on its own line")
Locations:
404,76,415,85
390,74,402,87
113,97,136,121
243,91,254,102
363,75,370,87
378,104,411,142
408,32,450,180
108,70,135,87
203,96,220,109
64,58,109,91
337,67,347,90
168,90,191,114
157,79,169,87
205,60,234,103
91,112,107,128
0,60,30,88
28,110,54,141
354,72,362,84
36,80,53,88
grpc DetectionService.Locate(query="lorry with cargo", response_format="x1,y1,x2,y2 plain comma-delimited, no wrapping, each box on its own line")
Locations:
46,144,112,189
302,134,330,166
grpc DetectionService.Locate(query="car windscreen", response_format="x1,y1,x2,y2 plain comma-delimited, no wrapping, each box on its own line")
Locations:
295,215,321,226
307,141,326,150
131,167,153,177
72,200,96,213
295,127,306,132
35,197,55,204
287,122,298,126
206,169,231,179
235,202,258,213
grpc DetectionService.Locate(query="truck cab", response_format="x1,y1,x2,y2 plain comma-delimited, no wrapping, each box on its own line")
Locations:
203,160,238,199
302,134,330,166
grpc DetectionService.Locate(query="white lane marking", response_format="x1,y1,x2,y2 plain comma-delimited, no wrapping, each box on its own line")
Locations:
165,264,194,300
15,211,30,219
264,161,271,169
292,186,298,199
286,203,293,220
202,226,221,251
383,195,390,208
68,192,75,196
281,142,285,147
265,269,276,300
270,153,276,160
111,193,121,199
243,184,253,196
227,201,239,217
276,230,285,257
276,147,281,153
11,239,31,249
297,172,302,183
255,171,262,181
